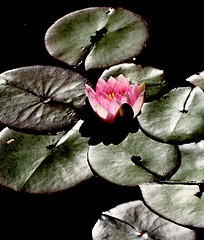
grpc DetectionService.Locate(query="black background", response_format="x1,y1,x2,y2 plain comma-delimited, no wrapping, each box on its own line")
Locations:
0,1,204,239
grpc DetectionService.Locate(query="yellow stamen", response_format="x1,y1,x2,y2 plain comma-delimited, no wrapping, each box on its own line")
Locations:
107,92,124,101
108,93,115,100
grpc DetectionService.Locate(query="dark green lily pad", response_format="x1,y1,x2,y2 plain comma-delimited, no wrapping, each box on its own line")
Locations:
88,130,180,186
140,183,204,228
0,121,92,193
101,63,167,100
171,140,204,183
0,66,88,132
45,7,148,70
92,200,196,240
138,87,204,144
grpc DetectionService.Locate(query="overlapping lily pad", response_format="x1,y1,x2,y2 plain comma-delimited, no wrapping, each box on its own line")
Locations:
138,86,204,144
88,130,180,186
101,63,167,100
140,183,204,228
45,7,148,70
0,121,92,193
0,66,89,132
171,140,204,183
92,200,196,240
187,70,204,90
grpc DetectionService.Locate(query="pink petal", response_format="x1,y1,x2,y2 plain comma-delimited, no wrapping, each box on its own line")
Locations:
121,77,131,92
113,81,122,94
85,84,95,97
104,84,113,95
116,74,125,83
121,91,132,106
96,82,103,96
85,84,99,111
96,78,113,95
107,76,117,88
96,104,114,124
97,91,111,109
105,112,115,124
97,78,107,88
131,81,138,103
114,93,122,102
132,83,145,117
108,97,122,116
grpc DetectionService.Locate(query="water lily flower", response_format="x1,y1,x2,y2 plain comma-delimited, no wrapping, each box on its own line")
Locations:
85,74,145,124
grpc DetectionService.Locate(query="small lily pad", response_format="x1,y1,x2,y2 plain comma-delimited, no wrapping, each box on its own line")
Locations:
186,71,204,90
101,63,167,100
92,200,196,240
140,183,204,228
88,130,180,186
0,66,88,132
0,121,92,193
138,86,204,144
45,7,148,70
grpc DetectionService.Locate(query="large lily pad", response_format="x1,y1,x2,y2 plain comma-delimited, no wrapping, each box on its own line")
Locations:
140,183,204,228
171,140,204,183
101,63,167,100
92,200,196,240
88,130,180,186
45,7,148,70
0,121,92,193
0,66,88,132
138,86,204,144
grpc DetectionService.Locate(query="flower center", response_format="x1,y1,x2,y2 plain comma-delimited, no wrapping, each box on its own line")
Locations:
108,92,115,100
107,92,124,101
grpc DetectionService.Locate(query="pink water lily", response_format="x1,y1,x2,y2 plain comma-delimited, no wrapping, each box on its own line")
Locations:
85,74,145,124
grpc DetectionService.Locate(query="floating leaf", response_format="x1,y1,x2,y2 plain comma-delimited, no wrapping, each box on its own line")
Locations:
92,200,196,240
0,66,88,132
138,86,204,144
0,121,92,193
88,130,180,186
140,183,204,228
187,70,204,90
45,7,148,70
171,140,204,183
101,63,167,100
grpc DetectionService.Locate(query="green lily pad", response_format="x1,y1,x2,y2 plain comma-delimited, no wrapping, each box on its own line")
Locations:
0,121,92,193
92,200,196,240
140,183,204,228
0,66,88,132
88,130,180,186
138,86,204,144
45,7,148,70
101,63,167,100
186,70,204,90
171,140,204,183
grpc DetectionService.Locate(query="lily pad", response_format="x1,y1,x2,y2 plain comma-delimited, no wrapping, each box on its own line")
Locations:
0,66,88,132
101,63,167,100
88,129,180,186
140,183,204,228
186,70,204,90
171,140,204,183
0,121,92,193
138,86,204,144
45,7,148,70
92,200,196,240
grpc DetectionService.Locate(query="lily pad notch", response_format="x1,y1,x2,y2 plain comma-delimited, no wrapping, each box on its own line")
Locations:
45,7,149,70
